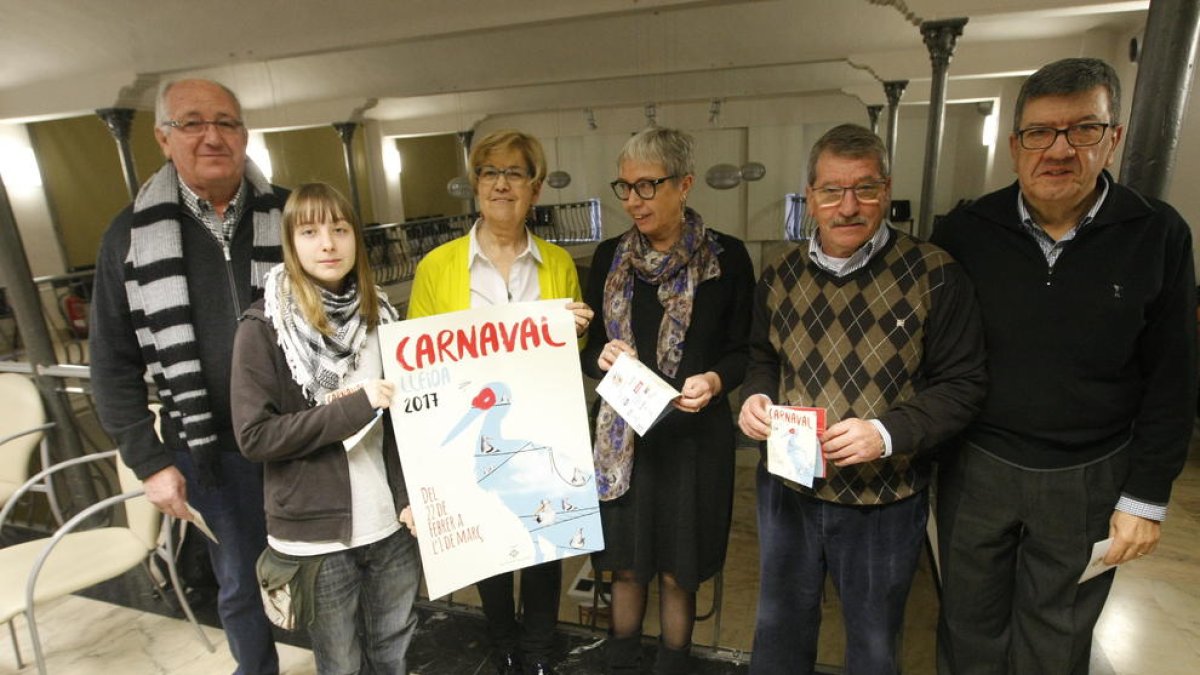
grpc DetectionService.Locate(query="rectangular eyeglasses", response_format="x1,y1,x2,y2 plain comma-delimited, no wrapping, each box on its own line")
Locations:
161,119,245,136
1016,123,1111,150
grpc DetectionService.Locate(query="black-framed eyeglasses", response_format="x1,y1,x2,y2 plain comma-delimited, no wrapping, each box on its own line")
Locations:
1016,123,1112,150
809,181,888,207
475,166,531,185
161,119,245,136
610,175,676,201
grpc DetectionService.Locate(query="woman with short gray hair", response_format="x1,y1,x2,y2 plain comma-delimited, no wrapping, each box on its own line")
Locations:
582,126,754,674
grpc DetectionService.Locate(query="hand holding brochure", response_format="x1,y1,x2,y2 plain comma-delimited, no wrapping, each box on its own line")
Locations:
185,503,219,544
766,405,826,488
595,353,681,436
1078,538,1117,584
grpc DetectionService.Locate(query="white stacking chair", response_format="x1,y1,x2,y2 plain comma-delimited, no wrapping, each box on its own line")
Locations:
0,405,214,673
0,373,62,525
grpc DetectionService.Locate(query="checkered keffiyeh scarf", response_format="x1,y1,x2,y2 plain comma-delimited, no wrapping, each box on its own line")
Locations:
592,207,722,500
264,264,398,404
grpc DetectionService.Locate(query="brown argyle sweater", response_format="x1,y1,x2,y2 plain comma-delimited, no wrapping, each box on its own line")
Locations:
743,229,987,505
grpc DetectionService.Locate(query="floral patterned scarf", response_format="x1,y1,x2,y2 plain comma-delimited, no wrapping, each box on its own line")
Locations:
593,207,722,500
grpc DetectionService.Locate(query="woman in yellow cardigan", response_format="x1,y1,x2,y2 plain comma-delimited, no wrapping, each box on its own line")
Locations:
407,129,592,675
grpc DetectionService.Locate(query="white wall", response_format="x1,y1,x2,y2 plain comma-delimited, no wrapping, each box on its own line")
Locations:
472,94,870,256
0,122,65,277
465,92,1008,274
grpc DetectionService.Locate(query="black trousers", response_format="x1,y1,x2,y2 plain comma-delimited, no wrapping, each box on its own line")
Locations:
476,559,563,663
936,444,1129,675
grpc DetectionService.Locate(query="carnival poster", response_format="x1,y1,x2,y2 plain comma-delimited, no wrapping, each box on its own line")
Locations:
379,299,603,598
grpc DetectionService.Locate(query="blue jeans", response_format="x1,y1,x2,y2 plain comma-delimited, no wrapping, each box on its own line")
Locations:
307,528,422,674
176,449,279,675
750,464,927,675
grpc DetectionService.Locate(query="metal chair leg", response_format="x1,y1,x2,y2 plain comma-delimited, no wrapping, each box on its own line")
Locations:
7,619,24,669
694,570,724,647
38,438,65,527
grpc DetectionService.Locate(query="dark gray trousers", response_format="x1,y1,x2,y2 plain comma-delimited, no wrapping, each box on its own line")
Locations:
936,444,1129,675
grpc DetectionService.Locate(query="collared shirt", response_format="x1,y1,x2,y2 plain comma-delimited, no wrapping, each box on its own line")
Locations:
467,220,543,308
806,222,895,457
807,220,892,278
1014,174,1164,521
1016,173,1110,267
179,177,246,244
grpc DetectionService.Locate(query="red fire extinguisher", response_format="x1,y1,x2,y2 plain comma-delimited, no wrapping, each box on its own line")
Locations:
63,293,88,339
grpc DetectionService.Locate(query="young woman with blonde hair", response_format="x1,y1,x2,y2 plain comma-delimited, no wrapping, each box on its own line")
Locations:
231,182,420,674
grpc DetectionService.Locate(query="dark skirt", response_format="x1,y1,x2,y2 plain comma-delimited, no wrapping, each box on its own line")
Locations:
591,411,736,592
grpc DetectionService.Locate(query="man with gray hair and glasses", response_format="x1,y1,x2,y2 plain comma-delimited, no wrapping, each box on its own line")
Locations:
932,57,1196,674
91,78,287,673
740,123,987,673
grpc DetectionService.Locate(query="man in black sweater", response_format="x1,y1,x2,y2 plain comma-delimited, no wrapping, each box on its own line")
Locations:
90,79,286,674
931,58,1197,675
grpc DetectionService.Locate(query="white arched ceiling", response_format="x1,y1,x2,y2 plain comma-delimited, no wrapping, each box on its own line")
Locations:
0,0,1147,131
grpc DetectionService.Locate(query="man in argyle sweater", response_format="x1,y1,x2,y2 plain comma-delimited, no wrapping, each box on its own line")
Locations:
738,124,987,675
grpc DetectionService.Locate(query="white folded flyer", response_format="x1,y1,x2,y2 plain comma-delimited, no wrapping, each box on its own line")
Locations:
185,503,219,544
594,353,681,436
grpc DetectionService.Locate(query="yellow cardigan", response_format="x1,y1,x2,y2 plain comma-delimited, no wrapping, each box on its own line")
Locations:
406,232,584,319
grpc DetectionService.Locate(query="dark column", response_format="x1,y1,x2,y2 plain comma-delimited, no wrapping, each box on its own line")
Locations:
867,105,884,135
332,122,362,221
1119,0,1200,199
916,18,968,238
0,176,93,511
457,130,476,213
883,80,908,169
96,108,139,200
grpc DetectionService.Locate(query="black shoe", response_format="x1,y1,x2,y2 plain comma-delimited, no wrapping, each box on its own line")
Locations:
525,662,557,675
653,642,691,675
496,651,522,675
606,636,643,674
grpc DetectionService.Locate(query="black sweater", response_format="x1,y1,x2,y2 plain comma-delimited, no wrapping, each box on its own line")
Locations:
931,175,1196,505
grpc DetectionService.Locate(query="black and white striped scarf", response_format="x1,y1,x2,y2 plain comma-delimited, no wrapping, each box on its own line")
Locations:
263,264,399,404
124,160,282,485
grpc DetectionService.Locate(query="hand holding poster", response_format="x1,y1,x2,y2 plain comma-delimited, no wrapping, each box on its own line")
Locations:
379,299,603,598
766,405,826,488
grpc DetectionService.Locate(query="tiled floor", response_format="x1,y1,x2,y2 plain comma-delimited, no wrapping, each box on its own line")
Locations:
2,436,1198,674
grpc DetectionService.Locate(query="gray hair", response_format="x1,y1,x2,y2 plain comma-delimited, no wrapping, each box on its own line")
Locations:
617,127,695,183
155,78,244,131
806,123,889,185
1013,58,1121,131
